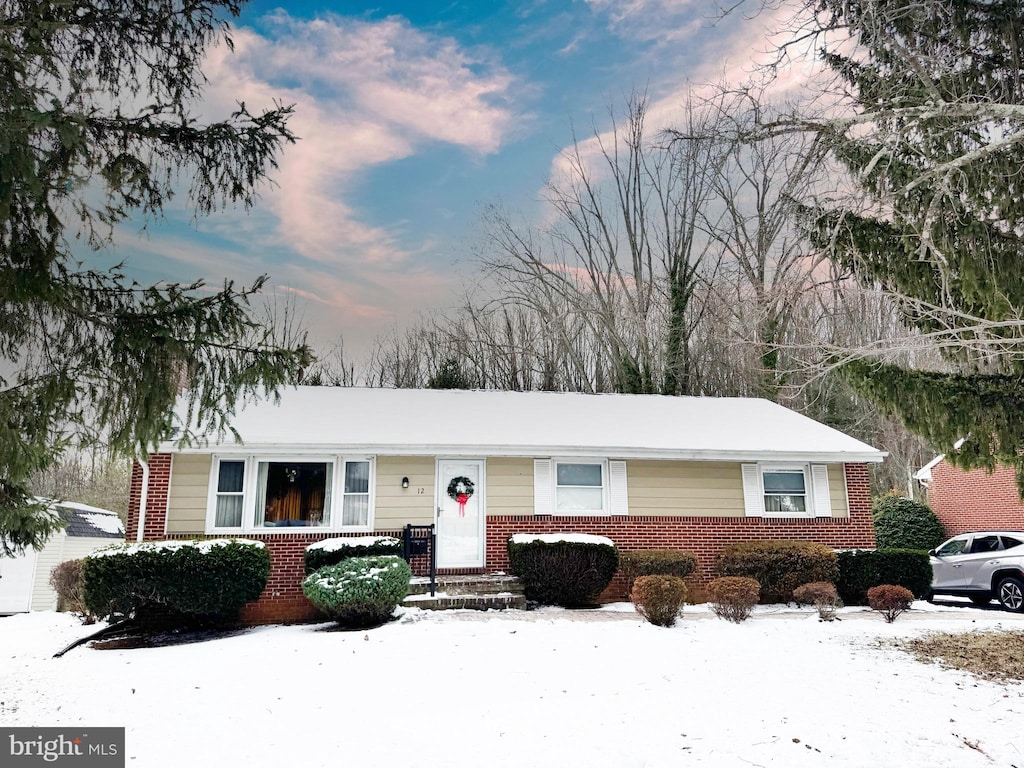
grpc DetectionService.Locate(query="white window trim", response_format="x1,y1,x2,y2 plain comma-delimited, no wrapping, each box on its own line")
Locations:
205,455,375,534
758,463,814,518
552,458,610,517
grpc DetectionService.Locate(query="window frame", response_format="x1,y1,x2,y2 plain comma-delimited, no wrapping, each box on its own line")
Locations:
759,463,813,518
552,459,609,516
205,454,375,534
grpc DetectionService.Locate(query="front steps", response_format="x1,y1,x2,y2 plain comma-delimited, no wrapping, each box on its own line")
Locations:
404,574,526,611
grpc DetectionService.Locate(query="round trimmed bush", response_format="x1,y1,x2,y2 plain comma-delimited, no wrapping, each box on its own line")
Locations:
867,583,914,623
305,535,402,574
707,576,760,623
631,575,687,627
82,539,270,627
302,555,412,628
872,495,945,550
507,534,619,607
793,581,841,621
620,548,698,591
715,540,838,603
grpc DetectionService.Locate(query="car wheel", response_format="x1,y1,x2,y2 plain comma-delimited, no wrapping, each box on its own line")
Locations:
969,594,992,606
996,576,1024,613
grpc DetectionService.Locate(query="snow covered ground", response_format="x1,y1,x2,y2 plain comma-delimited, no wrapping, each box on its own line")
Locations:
2,602,1023,767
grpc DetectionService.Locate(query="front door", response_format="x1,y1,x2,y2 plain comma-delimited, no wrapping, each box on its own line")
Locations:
436,459,485,568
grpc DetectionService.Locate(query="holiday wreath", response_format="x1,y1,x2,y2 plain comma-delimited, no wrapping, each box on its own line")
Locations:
447,476,475,516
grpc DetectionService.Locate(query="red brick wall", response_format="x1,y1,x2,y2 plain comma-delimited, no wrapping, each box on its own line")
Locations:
125,454,172,541
927,459,1024,536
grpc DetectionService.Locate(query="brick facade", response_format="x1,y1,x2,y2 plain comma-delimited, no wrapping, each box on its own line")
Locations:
129,458,876,624
926,459,1024,536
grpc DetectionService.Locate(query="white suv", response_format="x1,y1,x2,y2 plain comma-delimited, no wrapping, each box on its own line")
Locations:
929,531,1024,612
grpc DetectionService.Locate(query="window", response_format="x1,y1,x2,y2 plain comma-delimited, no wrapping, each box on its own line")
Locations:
1002,536,1024,550
969,534,1003,554
762,467,808,514
207,456,373,533
935,537,970,557
555,461,605,514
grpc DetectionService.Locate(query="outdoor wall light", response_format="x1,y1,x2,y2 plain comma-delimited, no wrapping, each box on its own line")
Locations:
402,477,410,489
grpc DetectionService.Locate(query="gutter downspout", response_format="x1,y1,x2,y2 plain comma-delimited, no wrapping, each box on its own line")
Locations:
136,460,149,543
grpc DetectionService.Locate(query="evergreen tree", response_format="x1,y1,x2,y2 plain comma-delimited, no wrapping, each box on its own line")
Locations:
427,356,474,390
0,1,310,554
795,0,1024,488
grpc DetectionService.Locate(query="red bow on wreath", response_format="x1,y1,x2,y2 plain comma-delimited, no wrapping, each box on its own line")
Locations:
456,493,469,516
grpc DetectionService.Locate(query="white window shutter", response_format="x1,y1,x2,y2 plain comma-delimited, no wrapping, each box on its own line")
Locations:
811,464,832,517
534,459,553,515
608,461,628,516
741,463,762,517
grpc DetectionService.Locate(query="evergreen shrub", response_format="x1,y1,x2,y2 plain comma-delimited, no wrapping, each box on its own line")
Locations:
715,540,838,603
82,539,270,627
836,549,933,605
304,536,402,574
302,555,412,628
708,576,760,623
620,548,697,591
872,495,945,550
507,534,619,607
631,575,688,627
867,584,914,623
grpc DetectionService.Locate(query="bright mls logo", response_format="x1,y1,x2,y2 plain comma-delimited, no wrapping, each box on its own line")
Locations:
2,728,124,766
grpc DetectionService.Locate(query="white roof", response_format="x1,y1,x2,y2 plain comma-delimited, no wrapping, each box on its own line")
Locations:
168,387,884,463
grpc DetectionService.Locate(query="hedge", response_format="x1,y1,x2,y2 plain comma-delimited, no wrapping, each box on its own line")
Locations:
836,549,932,605
715,540,838,603
305,536,402,574
619,549,697,591
302,555,412,628
82,539,270,626
872,495,945,551
507,534,619,607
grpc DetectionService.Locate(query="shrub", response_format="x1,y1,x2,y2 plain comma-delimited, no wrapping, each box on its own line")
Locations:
631,575,688,627
707,576,760,623
305,536,402,574
620,549,698,591
507,534,619,607
867,584,914,623
49,559,95,624
302,555,412,628
82,539,270,627
872,495,945,551
792,581,841,621
836,549,933,605
715,540,838,603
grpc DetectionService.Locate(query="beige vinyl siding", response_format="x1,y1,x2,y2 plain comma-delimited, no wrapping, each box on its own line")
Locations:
374,456,434,527
485,457,534,516
829,463,848,518
166,454,212,534
626,461,746,517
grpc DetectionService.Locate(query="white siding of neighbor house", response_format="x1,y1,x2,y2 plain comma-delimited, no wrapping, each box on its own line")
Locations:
24,534,124,612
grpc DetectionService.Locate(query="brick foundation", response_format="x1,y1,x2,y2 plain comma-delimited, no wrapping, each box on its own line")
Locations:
926,460,1024,536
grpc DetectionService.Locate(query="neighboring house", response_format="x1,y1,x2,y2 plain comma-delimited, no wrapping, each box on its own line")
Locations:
916,454,1024,536
0,501,124,614
128,387,885,623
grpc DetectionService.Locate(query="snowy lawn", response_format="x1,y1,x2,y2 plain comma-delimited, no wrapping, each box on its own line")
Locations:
2,603,1024,767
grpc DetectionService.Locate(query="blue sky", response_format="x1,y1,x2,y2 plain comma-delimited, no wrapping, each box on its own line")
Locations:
108,1,784,358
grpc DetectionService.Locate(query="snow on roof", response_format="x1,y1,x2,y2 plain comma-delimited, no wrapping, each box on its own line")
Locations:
38,499,124,539
168,387,884,463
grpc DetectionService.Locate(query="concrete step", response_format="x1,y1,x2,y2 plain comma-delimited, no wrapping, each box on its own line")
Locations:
408,574,523,597
403,591,527,611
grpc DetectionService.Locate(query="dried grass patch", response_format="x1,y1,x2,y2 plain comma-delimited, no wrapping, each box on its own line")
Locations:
899,630,1024,682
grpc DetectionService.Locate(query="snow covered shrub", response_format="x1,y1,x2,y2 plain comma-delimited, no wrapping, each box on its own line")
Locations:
867,584,914,623
620,548,697,591
305,536,402,574
302,555,412,629
715,540,838,603
792,581,841,621
82,539,270,627
507,534,619,607
707,576,760,623
631,575,687,627
836,549,933,605
49,559,95,624
872,494,945,551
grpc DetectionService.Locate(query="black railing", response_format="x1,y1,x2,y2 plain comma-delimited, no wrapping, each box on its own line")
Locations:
403,523,437,596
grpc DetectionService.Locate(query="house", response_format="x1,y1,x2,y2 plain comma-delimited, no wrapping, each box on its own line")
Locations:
916,453,1024,536
0,501,124,614
128,387,885,623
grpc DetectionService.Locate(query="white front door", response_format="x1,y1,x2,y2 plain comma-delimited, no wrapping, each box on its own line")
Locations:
0,548,38,614
436,459,485,568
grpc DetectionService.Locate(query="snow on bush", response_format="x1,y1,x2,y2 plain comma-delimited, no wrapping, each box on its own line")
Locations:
631,575,687,628
302,555,412,629
509,533,615,547
507,535,618,607
304,536,402,574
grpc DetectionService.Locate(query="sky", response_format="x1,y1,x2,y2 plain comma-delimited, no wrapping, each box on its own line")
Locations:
105,0,797,359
